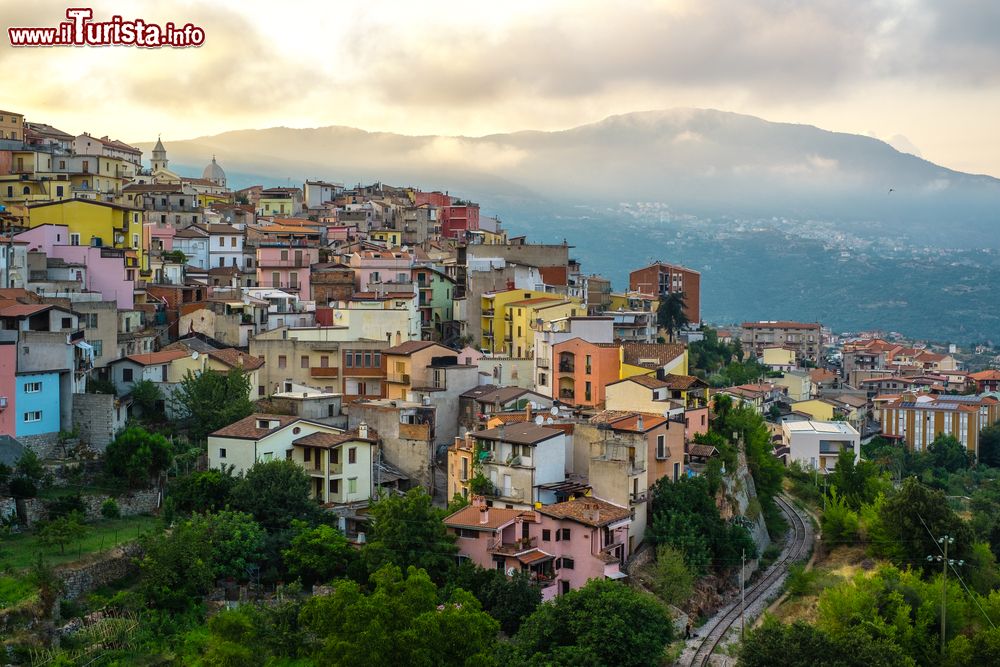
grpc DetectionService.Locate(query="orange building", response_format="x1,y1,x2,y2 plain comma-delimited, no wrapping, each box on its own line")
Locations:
551,337,620,408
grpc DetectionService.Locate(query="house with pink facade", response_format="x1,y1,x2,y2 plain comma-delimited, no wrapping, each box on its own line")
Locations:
15,225,135,309
349,249,413,292
444,496,631,600
256,245,318,297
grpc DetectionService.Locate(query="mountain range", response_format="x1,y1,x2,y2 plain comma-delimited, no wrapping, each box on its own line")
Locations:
136,109,1000,341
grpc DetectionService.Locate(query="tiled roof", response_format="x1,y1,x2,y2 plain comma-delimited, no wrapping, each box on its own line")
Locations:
207,347,265,370
461,384,499,399
475,423,564,445
618,374,669,389
116,349,191,366
605,413,668,432
474,386,547,406
970,370,1000,381
293,429,377,448
444,505,533,530
0,303,50,317
662,374,706,390
210,414,299,439
622,342,686,367
506,296,563,307
385,340,449,356
536,497,631,528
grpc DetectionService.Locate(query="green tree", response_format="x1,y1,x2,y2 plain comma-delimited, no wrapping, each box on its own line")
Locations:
38,511,88,555
168,469,238,515
171,368,254,442
131,379,165,421
446,560,542,635
828,449,890,510
139,517,214,611
740,618,914,667
299,565,499,666
363,488,457,580
977,424,1000,468
656,291,689,342
652,545,694,606
928,434,971,473
230,459,318,531
186,510,266,581
510,578,672,667
282,521,356,586
104,425,173,488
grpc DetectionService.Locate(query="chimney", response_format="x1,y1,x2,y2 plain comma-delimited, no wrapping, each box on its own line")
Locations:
358,421,369,439
525,402,532,422
479,506,489,524
636,415,644,431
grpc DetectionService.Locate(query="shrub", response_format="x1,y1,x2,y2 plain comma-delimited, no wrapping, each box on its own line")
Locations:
101,498,121,519
9,477,37,499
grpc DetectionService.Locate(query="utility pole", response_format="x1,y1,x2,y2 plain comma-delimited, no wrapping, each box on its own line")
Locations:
927,534,964,654
740,548,746,640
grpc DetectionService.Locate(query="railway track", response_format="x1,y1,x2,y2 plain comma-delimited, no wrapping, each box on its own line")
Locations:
678,494,812,666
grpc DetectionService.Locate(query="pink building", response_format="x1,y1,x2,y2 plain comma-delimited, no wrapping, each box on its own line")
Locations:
255,245,318,297
16,225,135,309
146,221,175,255
440,202,480,239
444,496,631,600
0,332,16,437
348,250,413,292
413,191,452,208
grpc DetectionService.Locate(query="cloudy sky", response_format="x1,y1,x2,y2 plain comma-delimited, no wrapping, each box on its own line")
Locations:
5,0,1000,176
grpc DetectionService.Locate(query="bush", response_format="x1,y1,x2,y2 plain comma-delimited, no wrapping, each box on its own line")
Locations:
9,477,37,499
101,498,121,519
47,493,86,519
652,545,694,606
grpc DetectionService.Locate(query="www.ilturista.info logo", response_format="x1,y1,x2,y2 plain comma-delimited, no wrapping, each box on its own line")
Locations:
8,8,205,48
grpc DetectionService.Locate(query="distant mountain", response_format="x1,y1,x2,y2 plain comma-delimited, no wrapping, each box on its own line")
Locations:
139,108,1000,247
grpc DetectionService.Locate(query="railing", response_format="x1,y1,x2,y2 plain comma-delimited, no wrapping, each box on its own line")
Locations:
559,388,575,400
311,367,339,378
537,357,550,369
386,372,410,384
629,490,649,503
558,361,575,373
257,259,310,268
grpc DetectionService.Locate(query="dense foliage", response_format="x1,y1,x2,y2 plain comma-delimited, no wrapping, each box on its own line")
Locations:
170,368,255,442
104,426,173,488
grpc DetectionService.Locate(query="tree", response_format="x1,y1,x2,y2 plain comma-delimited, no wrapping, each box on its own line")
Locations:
446,560,542,635
139,517,215,611
740,618,914,667
168,469,238,515
282,521,356,586
928,434,971,473
828,449,889,510
186,510,266,581
510,578,672,667
652,545,694,606
363,487,457,580
977,424,1000,468
230,459,318,531
131,379,165,421
171,368,254,442
38,511,88,555
104,425,173,488
656,291,689,342
299,565,499,666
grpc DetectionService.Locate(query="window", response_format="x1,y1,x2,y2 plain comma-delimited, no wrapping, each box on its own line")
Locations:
348,447,357,464
258,385,265,397
331,448,340,464
23,411,42,422
585,354,592,373
122,368,134,382
230,237,237,247
24,381,42,393
219,448,227,459
354,352,363,367
304,448,311,462
560,528,571,540
280,249,288,260
61,317,72,329
330,479,340,494
456,528,479,539
363,352,372,367
560,557,575,570
320,355,329,368
348,477,357,494
278,355,287,369
656,435,666,460
301,355,309,369
539,372,547,386
91,340,103,358
217,236,224,247
560,580,570,595
56,185,64,197
673,462,681,482
70,233,80,246
542,529,551,542
374,352,381,367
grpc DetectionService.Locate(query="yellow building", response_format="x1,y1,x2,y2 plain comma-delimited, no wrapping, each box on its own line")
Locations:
370,229,402,247
880,394,1000,459
619,343,688,380
27,199,145,269
762,346,796,369
506,297,582,358
481,288,579,354
609,291,658,313
790,399,837,422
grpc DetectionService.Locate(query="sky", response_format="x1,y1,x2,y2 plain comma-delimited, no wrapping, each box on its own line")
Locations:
4,0,1000,177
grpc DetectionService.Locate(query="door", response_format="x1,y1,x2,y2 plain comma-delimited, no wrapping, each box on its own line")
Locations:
503,474,512,497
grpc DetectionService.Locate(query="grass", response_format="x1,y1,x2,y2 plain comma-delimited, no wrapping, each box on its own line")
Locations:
0,574,36,608
0,514,160,572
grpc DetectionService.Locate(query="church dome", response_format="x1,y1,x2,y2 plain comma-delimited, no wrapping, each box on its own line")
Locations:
202,155,226,185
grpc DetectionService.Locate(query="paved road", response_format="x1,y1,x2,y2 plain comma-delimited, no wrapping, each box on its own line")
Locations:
676,495,814,666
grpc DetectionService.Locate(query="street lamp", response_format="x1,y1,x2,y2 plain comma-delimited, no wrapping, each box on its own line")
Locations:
927,535,964,654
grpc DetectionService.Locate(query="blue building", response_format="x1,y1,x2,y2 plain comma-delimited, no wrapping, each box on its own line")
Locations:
15,371,61,438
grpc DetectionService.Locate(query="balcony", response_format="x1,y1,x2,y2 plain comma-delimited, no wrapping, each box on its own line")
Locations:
257,258,310,268
559,388,575,400
310,367,339,378
482,309,495,317
558,361,575,373
490,486,524,502
489,535,537,555
386,372,411,384
629,490,649,504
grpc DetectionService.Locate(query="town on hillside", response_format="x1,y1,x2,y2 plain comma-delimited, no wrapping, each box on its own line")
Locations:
2,111,1000,665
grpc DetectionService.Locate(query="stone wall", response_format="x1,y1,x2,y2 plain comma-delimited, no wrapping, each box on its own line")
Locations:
14,489,159,527
57,542,144,601
18,432,62,459
71,393,117,451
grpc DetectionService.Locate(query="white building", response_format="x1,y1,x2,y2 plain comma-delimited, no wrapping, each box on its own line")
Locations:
782,420,860,473
173,227,210,269
207,223,245,270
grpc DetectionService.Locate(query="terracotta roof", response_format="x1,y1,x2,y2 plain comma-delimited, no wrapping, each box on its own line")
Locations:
475,423,564,445
622,342,686,368
536,497,631,528
293,429,377,448
384,340,450,356
461,384,499,399
444,505,533,530
350,292,416,301
829,394,868,408
970,370,1000,381
123,183,183,193
615,374,669,390
0,303,51,317
688,444,718,458
662,374,706,390
114,349,191,366
474,386,548,406
605,413,668,432
809,368,838,384
210,414,299,439
207,347,265,370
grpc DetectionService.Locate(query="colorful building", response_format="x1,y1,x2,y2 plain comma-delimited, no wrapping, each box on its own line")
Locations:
879,393,1000,458
26,199,144,272
256,245,318,296
551,338,620,408
628,261,701,324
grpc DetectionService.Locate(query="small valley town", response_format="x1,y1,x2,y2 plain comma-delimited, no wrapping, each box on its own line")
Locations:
3,4,1000,664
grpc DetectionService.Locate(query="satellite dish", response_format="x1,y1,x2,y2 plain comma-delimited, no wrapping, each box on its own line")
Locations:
529,401,537,410
549,406,558,416
546,417,554,424
534,415,544,426
191,351,199,360
506,567,516,577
